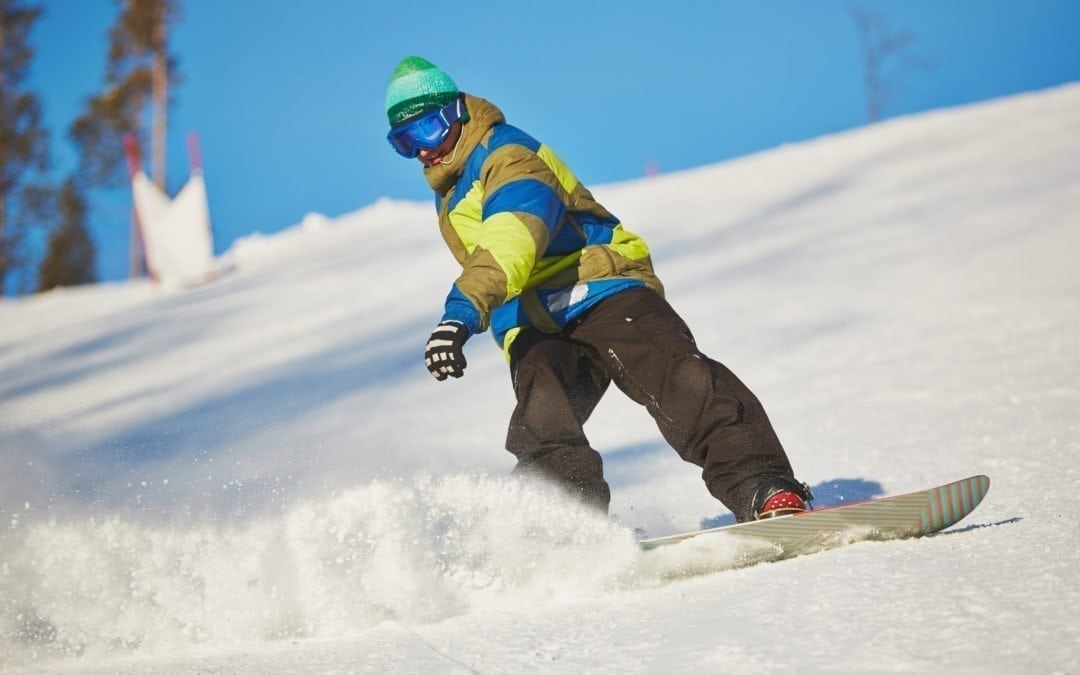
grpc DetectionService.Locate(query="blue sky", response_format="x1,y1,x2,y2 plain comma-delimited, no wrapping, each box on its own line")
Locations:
23,0,1080,283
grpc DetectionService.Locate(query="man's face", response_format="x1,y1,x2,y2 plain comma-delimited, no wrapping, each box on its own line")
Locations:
417,121,463,167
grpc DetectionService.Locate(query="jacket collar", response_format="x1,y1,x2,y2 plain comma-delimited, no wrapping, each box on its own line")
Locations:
423,93,505,194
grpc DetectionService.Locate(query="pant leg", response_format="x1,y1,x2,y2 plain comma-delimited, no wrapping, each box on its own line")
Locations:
506,328,613,511
569,287,796,521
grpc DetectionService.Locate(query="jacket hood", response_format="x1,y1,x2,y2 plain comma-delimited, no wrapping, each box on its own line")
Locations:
423,93,505,194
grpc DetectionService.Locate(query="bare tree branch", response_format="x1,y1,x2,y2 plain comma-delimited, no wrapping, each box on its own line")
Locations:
849,5,935,123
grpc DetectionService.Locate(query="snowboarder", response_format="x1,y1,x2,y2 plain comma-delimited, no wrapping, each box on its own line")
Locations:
385,56,812,522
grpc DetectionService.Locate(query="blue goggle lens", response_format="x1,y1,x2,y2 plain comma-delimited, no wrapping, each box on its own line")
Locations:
387,98,463,158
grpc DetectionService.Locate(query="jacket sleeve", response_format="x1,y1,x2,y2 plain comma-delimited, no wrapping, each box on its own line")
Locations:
440,144,568,333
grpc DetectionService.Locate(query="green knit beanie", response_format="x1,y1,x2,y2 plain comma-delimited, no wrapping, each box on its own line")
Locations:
385,56,459,127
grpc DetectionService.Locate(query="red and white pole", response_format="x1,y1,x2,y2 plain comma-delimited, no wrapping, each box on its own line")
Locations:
186,131,203,174
123,133,150,280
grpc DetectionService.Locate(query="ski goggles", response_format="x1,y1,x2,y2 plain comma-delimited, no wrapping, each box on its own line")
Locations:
387,97,465,158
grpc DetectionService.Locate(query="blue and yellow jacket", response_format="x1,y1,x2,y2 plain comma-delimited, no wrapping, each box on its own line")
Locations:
423,94,663,356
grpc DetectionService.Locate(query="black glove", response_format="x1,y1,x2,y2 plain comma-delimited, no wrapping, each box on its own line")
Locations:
424,320,469,381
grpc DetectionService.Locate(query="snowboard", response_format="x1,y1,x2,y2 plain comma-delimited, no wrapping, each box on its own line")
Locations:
639,475,991,559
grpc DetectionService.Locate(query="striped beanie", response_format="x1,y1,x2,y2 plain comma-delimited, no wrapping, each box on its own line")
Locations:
385,56,459,127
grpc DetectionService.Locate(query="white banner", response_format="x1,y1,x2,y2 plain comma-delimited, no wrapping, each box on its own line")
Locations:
131,170,215,287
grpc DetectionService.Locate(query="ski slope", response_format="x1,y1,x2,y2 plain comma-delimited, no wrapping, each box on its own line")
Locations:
1,83,1079,673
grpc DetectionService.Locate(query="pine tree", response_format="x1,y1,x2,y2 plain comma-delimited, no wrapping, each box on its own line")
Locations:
0,0,50,293
69,0,181,277
70,0,181,189
37,178,96,291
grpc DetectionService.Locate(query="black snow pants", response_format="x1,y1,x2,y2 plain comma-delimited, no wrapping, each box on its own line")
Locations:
505,287,797,522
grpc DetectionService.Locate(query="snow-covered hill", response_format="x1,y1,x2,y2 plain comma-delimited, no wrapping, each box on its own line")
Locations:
1,83,1079,673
